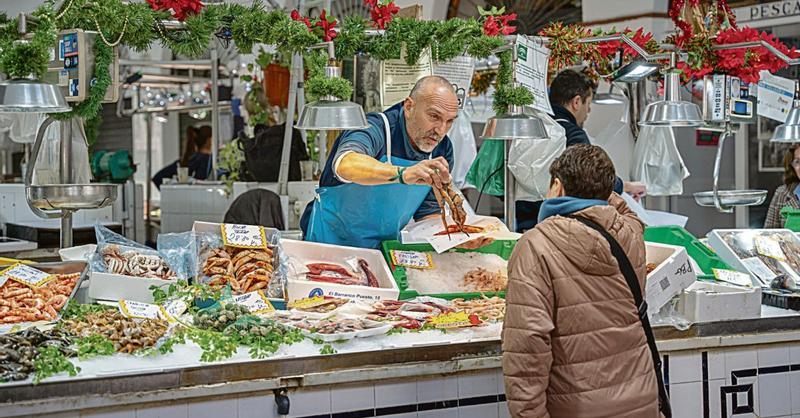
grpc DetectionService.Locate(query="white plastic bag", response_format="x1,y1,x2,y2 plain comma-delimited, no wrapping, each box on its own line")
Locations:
447,108,478,189
508,108,566,201
31,118,92,185
8,113,46,144
591,101,635,181
630,125,690,196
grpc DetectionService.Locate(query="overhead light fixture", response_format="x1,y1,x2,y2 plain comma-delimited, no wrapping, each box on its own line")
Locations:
639,53,703,127
481,107,548,140
593,83,627,105
295,44,368,131
612,60,659,83
771,81,800,143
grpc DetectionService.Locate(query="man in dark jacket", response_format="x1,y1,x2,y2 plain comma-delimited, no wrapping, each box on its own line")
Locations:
515,69,646,232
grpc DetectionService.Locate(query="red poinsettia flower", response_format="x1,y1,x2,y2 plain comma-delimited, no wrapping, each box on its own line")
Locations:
315,10,338,42
368,0,400,30
291,9,312,29
146,0,203,21
715,27,797,83
482,13,516,37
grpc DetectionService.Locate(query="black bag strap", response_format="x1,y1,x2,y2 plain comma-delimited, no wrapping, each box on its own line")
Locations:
568,215,672,418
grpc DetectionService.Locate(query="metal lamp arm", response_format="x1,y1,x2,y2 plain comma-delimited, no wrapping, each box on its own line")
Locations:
712,129,733,213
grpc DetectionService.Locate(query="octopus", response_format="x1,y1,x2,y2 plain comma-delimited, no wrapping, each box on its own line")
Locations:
101,244,175,280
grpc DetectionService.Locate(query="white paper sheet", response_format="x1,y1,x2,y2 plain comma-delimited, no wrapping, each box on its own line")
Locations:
380,48,433,110
620,193,689,227
401,214,520,253
433,54,475,109
757,70,795,123
515,35,553,115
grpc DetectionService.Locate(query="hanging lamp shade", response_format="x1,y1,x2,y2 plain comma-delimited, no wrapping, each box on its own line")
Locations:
295,65,368,131
639,71,703,127
482,112,548,140
0,79,70,113
771,107,800,142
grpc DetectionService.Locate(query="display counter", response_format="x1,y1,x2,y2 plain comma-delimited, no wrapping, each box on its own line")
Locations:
3,305,800,418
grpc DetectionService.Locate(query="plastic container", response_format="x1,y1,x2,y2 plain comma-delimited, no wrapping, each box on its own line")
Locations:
643,226,732,281
645,242,697,316
380,239,516,300
780,207,800,232
676,281,761,323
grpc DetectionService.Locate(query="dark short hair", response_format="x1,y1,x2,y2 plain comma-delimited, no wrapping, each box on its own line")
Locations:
784,144,800,187
549,69,597,107
549,144,616,200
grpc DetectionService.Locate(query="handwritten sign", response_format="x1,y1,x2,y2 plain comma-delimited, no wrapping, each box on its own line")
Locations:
118,300,161,320
390,250,434,270
288,296,326,310
159,299,188,322
428,311,481,329
232,290,275,314
0,264,54,288
221,224,268,249
713,268,753,287
755,237,786,261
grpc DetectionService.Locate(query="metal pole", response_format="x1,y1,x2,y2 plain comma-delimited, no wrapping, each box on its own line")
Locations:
145,113,152,242
59,120,73,248
278,53,302,195
504,139,516,232
210,47,220,181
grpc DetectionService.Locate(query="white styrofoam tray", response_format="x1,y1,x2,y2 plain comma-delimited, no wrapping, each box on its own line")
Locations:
677,281,761,323
645,242,697,315
281,239,399,303
707,228,797,287
88,272,175,303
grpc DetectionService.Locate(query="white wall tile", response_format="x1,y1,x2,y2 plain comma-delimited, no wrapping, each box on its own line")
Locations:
458,371,499,398
381,414,417,418
498,401,511,418
669,382,702,418
135,403,188,418
375,380,417,408
237,394,276,418
186,398,236,418
789,344,800,364
37,413,79,418
496,369,505,395
418,375,458,403
81,410,136,418
418,408,457,418
725,348,758,384
331,382,375,413
668,352,702,384
759,345,792,368
791,372,800,415
707,351,726,380
760,374,792,417
708,378,725,418
287,387,331,417
459,404,499,418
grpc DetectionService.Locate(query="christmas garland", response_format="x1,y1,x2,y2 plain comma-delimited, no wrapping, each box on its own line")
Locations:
0,6,57,79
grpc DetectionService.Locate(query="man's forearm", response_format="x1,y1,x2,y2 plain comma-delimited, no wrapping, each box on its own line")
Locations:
336,152,401,185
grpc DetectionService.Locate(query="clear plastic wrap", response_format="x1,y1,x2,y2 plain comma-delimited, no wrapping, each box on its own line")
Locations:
448,108,478,189
508,108,567,201
649,298,692,331
157,232,200,280
90,223,187,280
630,125,690,196
31,117,92,185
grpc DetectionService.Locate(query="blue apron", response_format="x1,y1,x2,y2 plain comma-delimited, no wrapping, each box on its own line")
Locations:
305,113,431,249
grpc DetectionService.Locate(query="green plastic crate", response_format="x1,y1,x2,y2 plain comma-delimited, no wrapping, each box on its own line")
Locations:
380,240,517,300
780,207,800,232
643,226,732,281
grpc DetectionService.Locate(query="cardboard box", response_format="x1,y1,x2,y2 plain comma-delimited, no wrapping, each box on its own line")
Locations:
88,272,174,303
282,239,399,303
677,281,761,323
645,242,697,315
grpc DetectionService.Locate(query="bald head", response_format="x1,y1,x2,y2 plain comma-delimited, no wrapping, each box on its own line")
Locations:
403,75,459,153
409,75,457,101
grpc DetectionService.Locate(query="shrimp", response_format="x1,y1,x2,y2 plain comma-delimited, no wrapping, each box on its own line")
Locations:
47,295,68,310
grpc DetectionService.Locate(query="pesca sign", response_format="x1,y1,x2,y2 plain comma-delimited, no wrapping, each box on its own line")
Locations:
734,0,800,22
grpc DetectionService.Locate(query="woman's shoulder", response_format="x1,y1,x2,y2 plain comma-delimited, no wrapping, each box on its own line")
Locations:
776,184,791,196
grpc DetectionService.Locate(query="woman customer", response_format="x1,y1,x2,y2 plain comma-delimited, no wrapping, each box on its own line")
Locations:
502,144,663,418
764,144,800,228
153,125,213,189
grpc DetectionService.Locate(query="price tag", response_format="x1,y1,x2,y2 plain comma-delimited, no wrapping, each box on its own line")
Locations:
159,299,188,322
0,324,20,335
232,291,275,314
0,264,54,288
390,250,434,270
428,311,481,329
118,300,161,320
288,296,326,310
740,257,777,286
755,237,786,261
712,268,753,287
221,224,268,249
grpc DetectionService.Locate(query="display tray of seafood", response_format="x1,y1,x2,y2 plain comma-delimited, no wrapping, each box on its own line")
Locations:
0,328,75,382
201,245,276,294
709,229,800,288
300,260,380,287
0,262,86,326
403,252,508,294
284,315,393,342
99,244,176,280
62,309,169,354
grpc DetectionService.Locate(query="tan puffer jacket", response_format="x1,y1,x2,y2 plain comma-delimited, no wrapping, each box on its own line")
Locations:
502,194,659,418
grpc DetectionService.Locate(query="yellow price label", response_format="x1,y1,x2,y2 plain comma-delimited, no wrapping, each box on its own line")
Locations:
288,296,326,310
220,223,268,249
428,311,477,329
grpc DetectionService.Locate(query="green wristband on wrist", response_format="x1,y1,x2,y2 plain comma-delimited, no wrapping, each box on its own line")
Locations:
397,167,406,184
